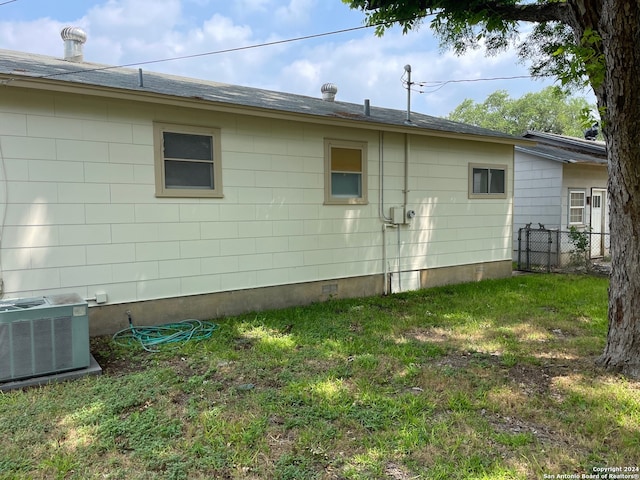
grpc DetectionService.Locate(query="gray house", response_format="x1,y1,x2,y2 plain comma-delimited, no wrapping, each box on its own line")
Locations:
513,131,608,261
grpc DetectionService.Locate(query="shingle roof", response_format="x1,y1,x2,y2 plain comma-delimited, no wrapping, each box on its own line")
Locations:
0,49,526,144
517,131,607,165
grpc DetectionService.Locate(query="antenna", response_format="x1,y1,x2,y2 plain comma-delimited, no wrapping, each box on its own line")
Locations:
404,64,412,125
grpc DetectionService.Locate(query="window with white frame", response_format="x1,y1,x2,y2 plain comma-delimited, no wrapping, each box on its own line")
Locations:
569,190,586,224
324,139,368,205
154,122,223,198
469,163,507,198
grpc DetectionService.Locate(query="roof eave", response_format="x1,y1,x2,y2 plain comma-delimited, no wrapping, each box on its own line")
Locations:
1,73,527,146
516,145,607,166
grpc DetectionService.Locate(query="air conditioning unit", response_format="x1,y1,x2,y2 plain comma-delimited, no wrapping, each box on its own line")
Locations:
0,293,90,383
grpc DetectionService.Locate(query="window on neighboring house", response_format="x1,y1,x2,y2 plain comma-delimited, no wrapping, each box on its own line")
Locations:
324,139,368,205
469,164,507,198
154,122,223,198
569,190,586,224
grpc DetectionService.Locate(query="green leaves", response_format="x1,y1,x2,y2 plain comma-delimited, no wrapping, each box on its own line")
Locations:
447,86,596,137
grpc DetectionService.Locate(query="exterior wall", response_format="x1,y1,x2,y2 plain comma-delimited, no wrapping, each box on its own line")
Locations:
405,135,514,270
560,163,608,231
0,88,514,332
512,151,563,257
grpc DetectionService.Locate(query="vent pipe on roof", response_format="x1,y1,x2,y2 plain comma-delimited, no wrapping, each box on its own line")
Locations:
61,26,87,62
321,83,338,102
364,99,371,116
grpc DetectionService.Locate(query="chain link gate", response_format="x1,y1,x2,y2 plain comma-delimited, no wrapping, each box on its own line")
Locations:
517,224,560,273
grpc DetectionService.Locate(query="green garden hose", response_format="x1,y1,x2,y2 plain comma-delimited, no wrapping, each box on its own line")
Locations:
112,311,219,352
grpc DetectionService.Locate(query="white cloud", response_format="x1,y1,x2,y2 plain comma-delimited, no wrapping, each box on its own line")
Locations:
199,14,253,45
0,19,66,57
274,0,316,26
233,0,272,14
86,0,182,32
0,0,578,117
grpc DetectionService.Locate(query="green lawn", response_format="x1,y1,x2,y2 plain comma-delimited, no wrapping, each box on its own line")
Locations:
1,274,638,480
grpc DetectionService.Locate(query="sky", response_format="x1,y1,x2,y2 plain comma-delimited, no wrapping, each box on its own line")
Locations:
0,0,591,118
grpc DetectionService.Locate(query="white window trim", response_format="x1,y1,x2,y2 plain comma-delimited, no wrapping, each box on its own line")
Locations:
568,189,586,225
468,163,508,199
324,138,368,205
154,122,223,198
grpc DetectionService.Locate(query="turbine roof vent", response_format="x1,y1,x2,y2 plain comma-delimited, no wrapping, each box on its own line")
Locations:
321,83,338,102
60,26,87,62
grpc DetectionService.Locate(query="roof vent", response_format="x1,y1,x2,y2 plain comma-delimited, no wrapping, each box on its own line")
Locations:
321,83,338,102
61,26,87,62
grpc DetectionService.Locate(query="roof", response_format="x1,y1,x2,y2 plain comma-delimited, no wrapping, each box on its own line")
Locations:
0,49,528,145
517,131,607,166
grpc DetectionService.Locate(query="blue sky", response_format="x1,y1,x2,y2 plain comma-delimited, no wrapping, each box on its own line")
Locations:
0,0,588,117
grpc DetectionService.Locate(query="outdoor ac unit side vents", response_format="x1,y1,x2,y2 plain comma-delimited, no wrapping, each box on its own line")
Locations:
0,294,90,383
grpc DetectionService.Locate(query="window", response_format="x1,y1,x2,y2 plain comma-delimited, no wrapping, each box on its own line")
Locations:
469,164,507,198
324,139,368,205
154,122,223,198
569,190,586,224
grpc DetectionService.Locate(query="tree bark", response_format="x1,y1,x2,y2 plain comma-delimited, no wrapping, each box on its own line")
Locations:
594,0,640,378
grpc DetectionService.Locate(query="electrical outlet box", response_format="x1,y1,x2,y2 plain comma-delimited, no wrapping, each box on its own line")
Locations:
95,292,108,304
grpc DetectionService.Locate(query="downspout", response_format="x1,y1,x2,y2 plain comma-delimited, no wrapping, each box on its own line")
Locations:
403,133,410,212
379,131,394,295
397,133,411,293
382,224,390,295
379,131,411,296
379,131,392,223
397,225,402,292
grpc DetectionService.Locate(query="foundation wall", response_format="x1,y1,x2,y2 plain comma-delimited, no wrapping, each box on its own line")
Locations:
90,260,511,335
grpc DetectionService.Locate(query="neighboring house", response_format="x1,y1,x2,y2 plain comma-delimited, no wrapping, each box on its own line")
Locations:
513,130,608,260
0,30,526,335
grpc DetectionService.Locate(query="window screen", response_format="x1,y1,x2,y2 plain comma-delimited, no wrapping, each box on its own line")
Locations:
154,123,223,198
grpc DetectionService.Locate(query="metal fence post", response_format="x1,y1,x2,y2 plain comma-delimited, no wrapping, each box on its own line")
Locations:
517,228,522,270
544,230,549,272
526,227,531,271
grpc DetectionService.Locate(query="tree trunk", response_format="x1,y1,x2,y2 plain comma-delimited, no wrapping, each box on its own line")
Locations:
595,0,640,378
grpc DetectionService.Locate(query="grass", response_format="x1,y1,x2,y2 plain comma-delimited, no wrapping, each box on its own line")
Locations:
1,274,638,479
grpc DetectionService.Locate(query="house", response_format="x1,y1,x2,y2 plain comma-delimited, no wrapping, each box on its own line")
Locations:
513,130,608,261
0,29,527,335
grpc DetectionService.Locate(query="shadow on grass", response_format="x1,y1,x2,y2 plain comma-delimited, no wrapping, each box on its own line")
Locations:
18,274,637,479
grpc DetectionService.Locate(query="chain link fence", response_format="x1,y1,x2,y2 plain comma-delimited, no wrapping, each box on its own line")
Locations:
516,225,610,274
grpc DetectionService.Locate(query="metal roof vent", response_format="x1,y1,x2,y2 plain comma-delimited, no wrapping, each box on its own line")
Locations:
321,83,338,102
61,26,87,62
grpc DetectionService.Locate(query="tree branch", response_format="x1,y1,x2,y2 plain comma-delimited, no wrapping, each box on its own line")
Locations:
486,2,571,24
364,1,572,25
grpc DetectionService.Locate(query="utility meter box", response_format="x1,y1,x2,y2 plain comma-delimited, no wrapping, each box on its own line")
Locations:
391,207,405,225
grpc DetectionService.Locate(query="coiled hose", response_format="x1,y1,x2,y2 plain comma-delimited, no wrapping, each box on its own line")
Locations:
112,311,219,352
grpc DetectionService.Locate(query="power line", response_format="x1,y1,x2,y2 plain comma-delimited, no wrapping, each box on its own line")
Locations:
0,0,19,5
403,74,547,94
14,11,544,91
37,12,435,79
421,74,539,87
39,23,378,79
